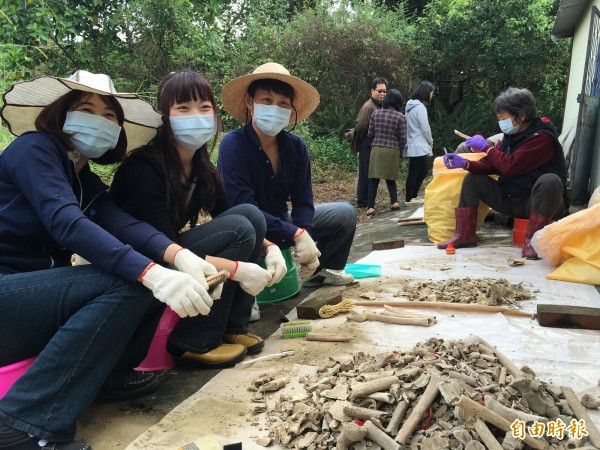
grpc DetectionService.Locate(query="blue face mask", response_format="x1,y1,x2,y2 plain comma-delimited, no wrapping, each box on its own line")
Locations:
498,117,519,135
62,111,122,159
253,103,292,136
170,114,216,150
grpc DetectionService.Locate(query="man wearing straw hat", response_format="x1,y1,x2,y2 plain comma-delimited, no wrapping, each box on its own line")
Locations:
218,63,357,296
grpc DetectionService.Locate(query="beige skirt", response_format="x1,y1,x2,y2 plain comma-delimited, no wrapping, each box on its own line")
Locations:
368,146,400,180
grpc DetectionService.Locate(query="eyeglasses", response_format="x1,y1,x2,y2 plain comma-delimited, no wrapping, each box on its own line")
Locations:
375,89,387,94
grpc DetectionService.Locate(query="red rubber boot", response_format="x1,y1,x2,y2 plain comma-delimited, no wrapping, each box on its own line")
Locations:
522,211,553,260
437,207,478,249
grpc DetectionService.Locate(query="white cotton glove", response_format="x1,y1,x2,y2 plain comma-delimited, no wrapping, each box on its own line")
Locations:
299,257,320,280
232,262,273,296
264,245,287,286
173,249,222,300
293,228,321,265
141,264,213,318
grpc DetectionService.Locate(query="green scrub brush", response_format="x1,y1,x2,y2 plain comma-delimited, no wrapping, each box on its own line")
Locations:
280,320,313,339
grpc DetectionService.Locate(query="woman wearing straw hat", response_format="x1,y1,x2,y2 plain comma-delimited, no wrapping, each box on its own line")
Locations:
0,70,222,449
111,70,287,368
218,62,357,292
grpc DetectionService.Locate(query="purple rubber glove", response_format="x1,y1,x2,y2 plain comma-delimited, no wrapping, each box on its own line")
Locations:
443,153,468,169
465,134,491,153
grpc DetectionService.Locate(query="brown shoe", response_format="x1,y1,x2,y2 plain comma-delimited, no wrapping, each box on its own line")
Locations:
223,333,265,355
173,344,247,369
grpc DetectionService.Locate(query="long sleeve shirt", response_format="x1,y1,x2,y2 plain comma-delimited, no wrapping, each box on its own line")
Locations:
217,124,314,248
0,132,172,281
404,99,433,157
110,149,229,248
368,108,407,149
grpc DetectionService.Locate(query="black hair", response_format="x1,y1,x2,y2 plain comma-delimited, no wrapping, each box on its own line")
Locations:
410,81,434,103
492,87,536,122
370,77,389,90
382,89,403,112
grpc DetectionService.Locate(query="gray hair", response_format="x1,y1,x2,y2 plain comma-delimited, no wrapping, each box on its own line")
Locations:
492,87,536,122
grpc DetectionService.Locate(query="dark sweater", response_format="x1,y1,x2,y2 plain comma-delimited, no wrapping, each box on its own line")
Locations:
111,149,229,248
0,132,171,281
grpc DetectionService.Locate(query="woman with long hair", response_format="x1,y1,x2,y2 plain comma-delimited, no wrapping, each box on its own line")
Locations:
111,70,287,369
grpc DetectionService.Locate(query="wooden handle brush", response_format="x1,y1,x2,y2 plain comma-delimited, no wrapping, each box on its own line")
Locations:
206,270,230,290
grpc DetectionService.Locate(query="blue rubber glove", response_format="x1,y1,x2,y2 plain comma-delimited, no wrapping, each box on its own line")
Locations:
465,135,491,153
443,153,468,169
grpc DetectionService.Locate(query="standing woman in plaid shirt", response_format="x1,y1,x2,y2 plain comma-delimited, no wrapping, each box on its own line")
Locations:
365,89,407,216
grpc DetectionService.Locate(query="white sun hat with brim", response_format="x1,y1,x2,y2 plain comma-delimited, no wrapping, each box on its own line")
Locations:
221,62,320,124
1,70,163,152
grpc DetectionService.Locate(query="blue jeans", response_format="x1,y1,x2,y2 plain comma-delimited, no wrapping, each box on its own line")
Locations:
167,204,266,354
0,265,156,442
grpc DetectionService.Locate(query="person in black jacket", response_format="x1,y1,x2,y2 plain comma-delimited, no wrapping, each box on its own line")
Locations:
111,70,287,368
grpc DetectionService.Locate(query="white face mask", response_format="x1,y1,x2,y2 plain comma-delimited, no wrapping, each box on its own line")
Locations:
62,111,122,159
498,117,519,135
169,114,216,150
253,103,292,136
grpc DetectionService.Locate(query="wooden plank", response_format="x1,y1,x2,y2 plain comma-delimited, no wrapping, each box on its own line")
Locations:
536,304,600,330
372,239,405,251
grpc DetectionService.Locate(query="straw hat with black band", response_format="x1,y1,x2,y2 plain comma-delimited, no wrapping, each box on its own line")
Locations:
221,62,320,124
1,70,162,152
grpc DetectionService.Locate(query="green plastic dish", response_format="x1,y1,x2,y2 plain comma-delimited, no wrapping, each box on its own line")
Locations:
344,263,381,279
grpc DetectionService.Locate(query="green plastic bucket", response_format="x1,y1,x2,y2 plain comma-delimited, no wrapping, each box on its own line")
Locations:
256,248,301,304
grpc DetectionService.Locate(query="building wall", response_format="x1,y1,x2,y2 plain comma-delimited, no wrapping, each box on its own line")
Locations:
563,0,600,133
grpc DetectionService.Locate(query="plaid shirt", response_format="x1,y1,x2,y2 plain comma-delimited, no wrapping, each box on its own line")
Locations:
367,108,407,150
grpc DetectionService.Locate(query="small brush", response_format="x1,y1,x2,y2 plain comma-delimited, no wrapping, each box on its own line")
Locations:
206,270,230,291
280,320,313,339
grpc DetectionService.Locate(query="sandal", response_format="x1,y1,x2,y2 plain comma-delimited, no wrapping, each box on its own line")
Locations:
365,208,376,216
390,203,400,211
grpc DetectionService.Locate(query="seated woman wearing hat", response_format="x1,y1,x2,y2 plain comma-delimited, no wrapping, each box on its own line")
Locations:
217,63,357,292
0,71,223,450
111,70,287,368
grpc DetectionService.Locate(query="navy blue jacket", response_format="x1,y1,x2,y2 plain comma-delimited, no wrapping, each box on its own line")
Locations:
217,124,314,248
0,132,172,281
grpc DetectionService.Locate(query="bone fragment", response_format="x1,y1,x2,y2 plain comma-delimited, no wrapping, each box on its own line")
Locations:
561,386,600,448
366,392,396,403
386,400,408,436
305,333,354,342
364,420,401,450
336,422,368,450
350,376,399,400
455,396,547,449
475,337,527,378
473,418,504,450
259,377,288,392
448,370,478,387
383,305,436,319
581,393,600,409
395,373,441,444
361,370,396,381
342,404,388,421
365,312,434,327
484,395,547,424
501,434,524,450
565,435,588,448
499,366,507,385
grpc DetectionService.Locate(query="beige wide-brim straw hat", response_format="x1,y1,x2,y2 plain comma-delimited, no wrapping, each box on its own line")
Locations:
221,62,320,124
1,70,163,152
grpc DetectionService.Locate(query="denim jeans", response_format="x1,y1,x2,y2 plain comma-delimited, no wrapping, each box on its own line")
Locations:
167,204,266,354
0,265,156,442
280,202,356,271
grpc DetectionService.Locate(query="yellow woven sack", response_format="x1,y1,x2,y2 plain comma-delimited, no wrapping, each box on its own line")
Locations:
424,154,491,244
534,206,600,284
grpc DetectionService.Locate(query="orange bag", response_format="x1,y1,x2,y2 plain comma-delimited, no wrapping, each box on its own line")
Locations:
533,202,600,284
424,154,491,244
